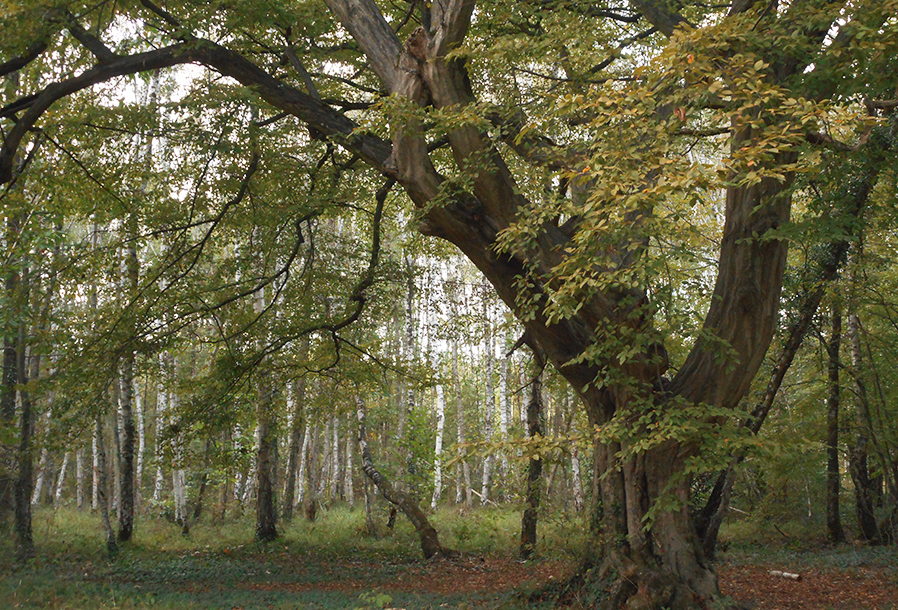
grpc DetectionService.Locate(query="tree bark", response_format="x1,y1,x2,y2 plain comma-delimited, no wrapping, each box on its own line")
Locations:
480,292,495,505
169,386,189,535
344,418,354,508
76,447,85,510
255,379,278,540
14,316,34,563
135,377,146,506
0,332,16,526
520,366,543,560
431,382,446,510
846,312,880,542
95,416,117,556
826,301,845,543
282,379,305,521
296,420,312,508
450,283,473,510
91,428,99,510
54,452,70,508
498,326,510,493
117,211,139,542
31,436,48,506
153,354,168,503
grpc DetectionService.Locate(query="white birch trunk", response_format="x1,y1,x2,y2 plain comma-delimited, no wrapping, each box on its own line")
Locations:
316,418,331,498
172,468,187,524
170,389,188,525
233,471,244,502
242,424,261,503
453,338,473,509
296,420,311,506
331,415,340,502
344,423,354,508
31,448,48,505
499,326,510,487
76,447,85,509
571,446,584,512
31,410,52,505
54,452,70,507
431,383,446,509
153,362,168,503
92,429,99,510
481,296,495,505
135,377,146,493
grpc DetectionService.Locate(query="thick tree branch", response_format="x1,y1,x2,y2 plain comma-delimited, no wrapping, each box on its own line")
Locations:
63,12,117,61
696,127,893,556
0,40,49,78
629,0,690,37
0,40,395,186
0,43,200,184
429,0,475,57
322,0,405,89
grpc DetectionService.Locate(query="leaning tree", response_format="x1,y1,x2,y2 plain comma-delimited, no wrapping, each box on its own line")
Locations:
2,0,897,607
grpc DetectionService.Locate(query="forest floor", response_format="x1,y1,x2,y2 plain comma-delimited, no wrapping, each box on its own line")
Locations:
1,507,896,609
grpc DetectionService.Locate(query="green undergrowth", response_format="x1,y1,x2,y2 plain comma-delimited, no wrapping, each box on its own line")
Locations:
718,517,898,571
0,504,579,609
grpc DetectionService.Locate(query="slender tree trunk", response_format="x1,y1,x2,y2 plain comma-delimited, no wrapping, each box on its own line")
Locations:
92,429,99,510
192,440,211,521
330,414,340,504
255,382,278,540
480,294,495,505
243,424,260,504
398,258,417,489
345,419,354,508
355,395,454,559
95,416,117,556
498,327,510,494
31,441,48,506
54,452,70,508
451,337,473,509
431,382,446,509
153,357,167,503
282,380,305,521
76,447,85,510
117,367,136,540
170,388,188,535
571,445,585,513
296,420,312,507
135,377,146,507
14,319,34,563
847,311,880,542
117,209,139,542
112,381,122,520
520,367,544,559
0,334,16,526
363,476,377,537
826,301,845,543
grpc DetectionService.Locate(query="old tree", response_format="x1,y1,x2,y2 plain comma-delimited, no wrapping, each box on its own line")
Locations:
2,0,897,608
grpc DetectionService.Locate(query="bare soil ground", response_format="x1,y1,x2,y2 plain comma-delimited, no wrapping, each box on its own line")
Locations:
718,562,898,610
232,553,898,609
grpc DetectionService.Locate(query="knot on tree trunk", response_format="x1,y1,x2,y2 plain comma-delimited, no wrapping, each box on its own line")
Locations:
405,27,429,62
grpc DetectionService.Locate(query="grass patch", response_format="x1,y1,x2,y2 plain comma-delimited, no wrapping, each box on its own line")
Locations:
0,504,577,609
